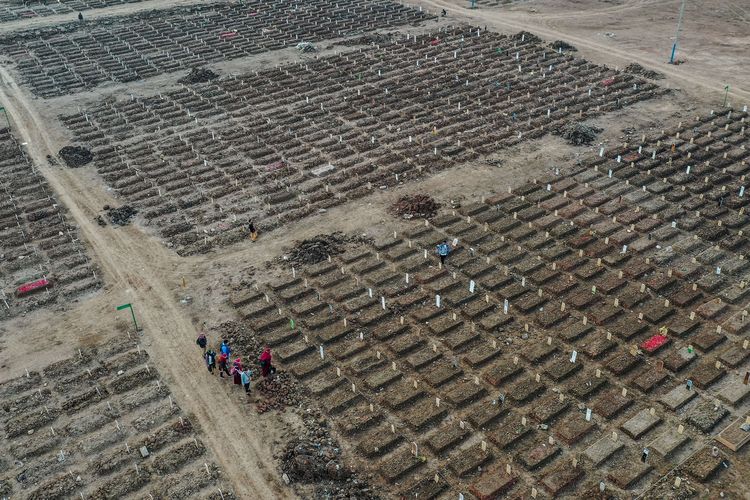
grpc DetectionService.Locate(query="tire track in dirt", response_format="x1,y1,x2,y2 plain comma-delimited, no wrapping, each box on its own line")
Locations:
0,65,292,500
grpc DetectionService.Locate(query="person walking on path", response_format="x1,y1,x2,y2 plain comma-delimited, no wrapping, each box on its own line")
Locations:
248,220,258,241
436,240,451,266
77,11,83,21
241,367,252,394
220,339,232,359
217,352,231,378
205,349,216,374
259,346,276,377
196,332,207,354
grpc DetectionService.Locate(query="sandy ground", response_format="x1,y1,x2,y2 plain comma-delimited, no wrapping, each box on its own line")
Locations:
0,0,748,497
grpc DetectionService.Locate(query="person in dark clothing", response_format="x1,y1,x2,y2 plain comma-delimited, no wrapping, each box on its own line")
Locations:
441,8,446,16
205,349,216,374
78,12,83,21
259,346,276,377
248,221,258,241
196,332,207,354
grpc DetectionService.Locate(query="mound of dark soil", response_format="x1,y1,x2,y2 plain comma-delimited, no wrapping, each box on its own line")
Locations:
59,146,93,167
178,67,219,84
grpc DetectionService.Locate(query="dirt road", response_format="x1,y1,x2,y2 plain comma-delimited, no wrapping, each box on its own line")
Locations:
0,65,291,500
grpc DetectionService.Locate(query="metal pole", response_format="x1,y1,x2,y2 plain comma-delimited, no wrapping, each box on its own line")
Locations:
669,0,687,64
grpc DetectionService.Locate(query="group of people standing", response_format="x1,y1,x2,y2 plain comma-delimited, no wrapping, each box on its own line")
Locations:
196,334,276,395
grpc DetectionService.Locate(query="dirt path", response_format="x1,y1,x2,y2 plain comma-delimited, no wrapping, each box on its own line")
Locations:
415,0,750,103
0,66,291,500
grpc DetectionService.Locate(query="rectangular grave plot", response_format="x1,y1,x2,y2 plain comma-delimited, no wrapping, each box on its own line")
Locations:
567,372,608,400
691,328,726,353
649,430,690,459
263,327,298,348
315,324,352,344
357,427,403,458
420,360,462,388
540,460,584,496
469,468,517,500
682,446,725,482
579,335,617,359
661,347,696,373
659,384,697,411
716,417,750,452
521,342,558,364
328,340,368,360
447,444,494,478
608,315,647,340
717,344,750,368
364,368,403,391
536,306,569,328
338,405,384,436
399,475,449,500
544,357,583,381
591,389,633,420
685,399,729,433
717,377,750,407
425,422,470,455
586,303,621,325
463,344,502,368
554,413,597,445
425,313,464,336
688,360,726,389
607,461,652,489
559,322,593,342
620,408,662,439
605,351,640,376
399,397,448,432
667,316,699,337
307,372,345,397
631,367,668,393
381,382,425,410
377,447,425,482
445,381,486,406
529,392,570,425
488,414,534,450
443,328,481,352
387,334,424,356
461,299,495,319
483,360,523,387
584,435,624,467
372,322,409,341
275,342,314,363
349,354,386,376
507,378,545,404
479,312,514,333
517,440,560,471
290,356,330,380
323,388,364,414
406,348,442,370
467,401,509,429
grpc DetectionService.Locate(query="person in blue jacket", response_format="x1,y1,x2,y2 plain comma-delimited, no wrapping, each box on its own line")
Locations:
436,240,451,265
220,339,231,359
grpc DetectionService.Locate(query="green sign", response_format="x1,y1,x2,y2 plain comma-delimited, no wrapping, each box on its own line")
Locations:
116,303,139,331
